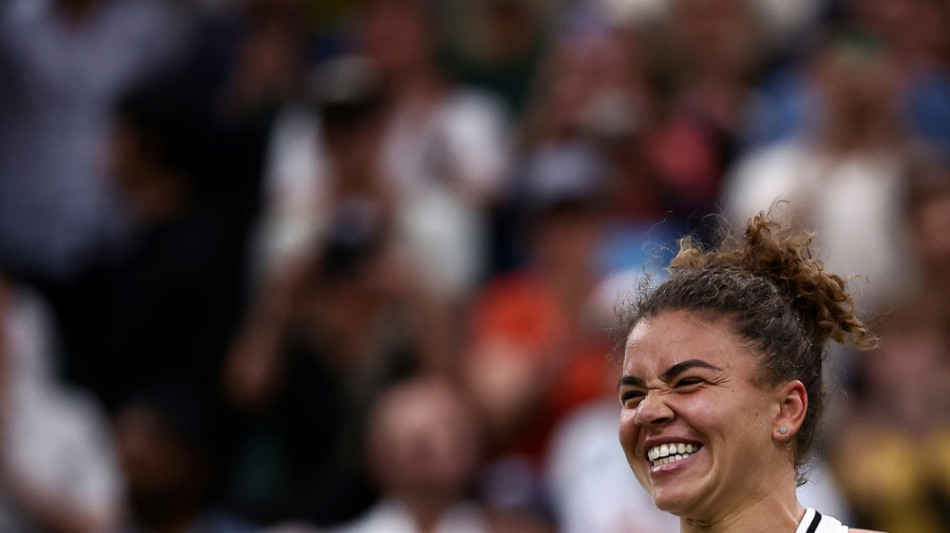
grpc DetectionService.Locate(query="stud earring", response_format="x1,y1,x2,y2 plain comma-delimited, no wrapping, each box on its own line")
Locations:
779,426,788,435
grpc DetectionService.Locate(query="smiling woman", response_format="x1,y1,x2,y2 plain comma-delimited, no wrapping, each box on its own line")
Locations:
616,212,885,533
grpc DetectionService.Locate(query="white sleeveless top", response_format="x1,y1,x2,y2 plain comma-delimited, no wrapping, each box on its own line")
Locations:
796,508,850,533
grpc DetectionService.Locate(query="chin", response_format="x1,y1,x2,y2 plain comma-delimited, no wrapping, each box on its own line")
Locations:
650,487,694,515
634,468,694,514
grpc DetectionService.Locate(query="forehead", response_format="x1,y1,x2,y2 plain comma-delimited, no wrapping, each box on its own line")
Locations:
623,311,755,375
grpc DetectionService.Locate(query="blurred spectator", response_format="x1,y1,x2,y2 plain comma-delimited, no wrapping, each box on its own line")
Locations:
444,0,548,116
252,55,388,286
114,382,256,533
257,0,512,373
0,277,122,533
521,17,650,153
327,375,489,533
515,12,699,250
905,158,950,315
223,205,420,526
359,0,511,303
56,69,261,411
462,155,613,475
851,0,950,155
725,34,920,313
0,0,189,282
647,0,769,215
829,299,950,532
746,0,950,154
155,0,315,294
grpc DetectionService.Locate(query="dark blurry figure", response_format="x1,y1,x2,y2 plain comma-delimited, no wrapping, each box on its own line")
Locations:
0,0,188,282
56,70,261,411
223,203,420,526
327,376,490,533
115,383,256,533
0,0,193,412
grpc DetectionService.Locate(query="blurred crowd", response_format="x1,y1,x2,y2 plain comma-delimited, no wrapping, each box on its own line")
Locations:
1,0,949,532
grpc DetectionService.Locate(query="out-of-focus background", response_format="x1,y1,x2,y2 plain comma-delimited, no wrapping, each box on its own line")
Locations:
0,0,948,532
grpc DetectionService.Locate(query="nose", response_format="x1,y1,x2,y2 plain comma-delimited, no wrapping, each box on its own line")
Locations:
634,390,674,427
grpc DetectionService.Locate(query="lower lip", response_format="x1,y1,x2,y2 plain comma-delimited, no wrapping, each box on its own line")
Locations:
648,448,701,478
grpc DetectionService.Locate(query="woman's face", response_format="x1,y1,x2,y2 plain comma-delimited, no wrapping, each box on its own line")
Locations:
618,310,784,520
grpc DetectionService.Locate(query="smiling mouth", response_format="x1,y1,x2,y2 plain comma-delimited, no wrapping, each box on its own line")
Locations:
646,442,703,468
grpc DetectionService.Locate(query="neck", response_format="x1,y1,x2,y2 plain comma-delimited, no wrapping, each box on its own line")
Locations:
681,473,804,533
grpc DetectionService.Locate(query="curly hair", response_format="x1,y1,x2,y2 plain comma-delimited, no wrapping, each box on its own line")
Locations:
618,211,876,485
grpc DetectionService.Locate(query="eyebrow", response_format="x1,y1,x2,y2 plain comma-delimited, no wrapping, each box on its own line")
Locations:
618,375,646,389
618,359,723,390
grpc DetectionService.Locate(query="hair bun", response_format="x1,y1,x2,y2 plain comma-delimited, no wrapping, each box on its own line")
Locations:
669,212,876,350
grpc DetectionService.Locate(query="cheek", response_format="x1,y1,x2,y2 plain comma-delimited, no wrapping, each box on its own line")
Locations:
618,409,652,490
618,408,640,462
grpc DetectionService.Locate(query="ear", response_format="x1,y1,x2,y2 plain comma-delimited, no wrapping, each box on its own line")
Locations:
773,380,807,442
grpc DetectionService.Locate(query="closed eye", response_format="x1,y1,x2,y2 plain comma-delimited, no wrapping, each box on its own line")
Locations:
674,377,704,389
620,390,645,407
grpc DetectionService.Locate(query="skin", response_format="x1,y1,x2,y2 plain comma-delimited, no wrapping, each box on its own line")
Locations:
617,310,883,533
618,310,807,532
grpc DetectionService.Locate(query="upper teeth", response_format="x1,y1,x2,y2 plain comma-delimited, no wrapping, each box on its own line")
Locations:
647,443,700,466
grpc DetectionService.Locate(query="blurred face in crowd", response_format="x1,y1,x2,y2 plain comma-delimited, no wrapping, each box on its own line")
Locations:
815,43,900,140
671,0,758,77
237,0,308,89
368,378,480,500
544,31,645,139
361,0,433,76
618,311,793,519
912,187,950,282
532,205,602,275
865,324,945,394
